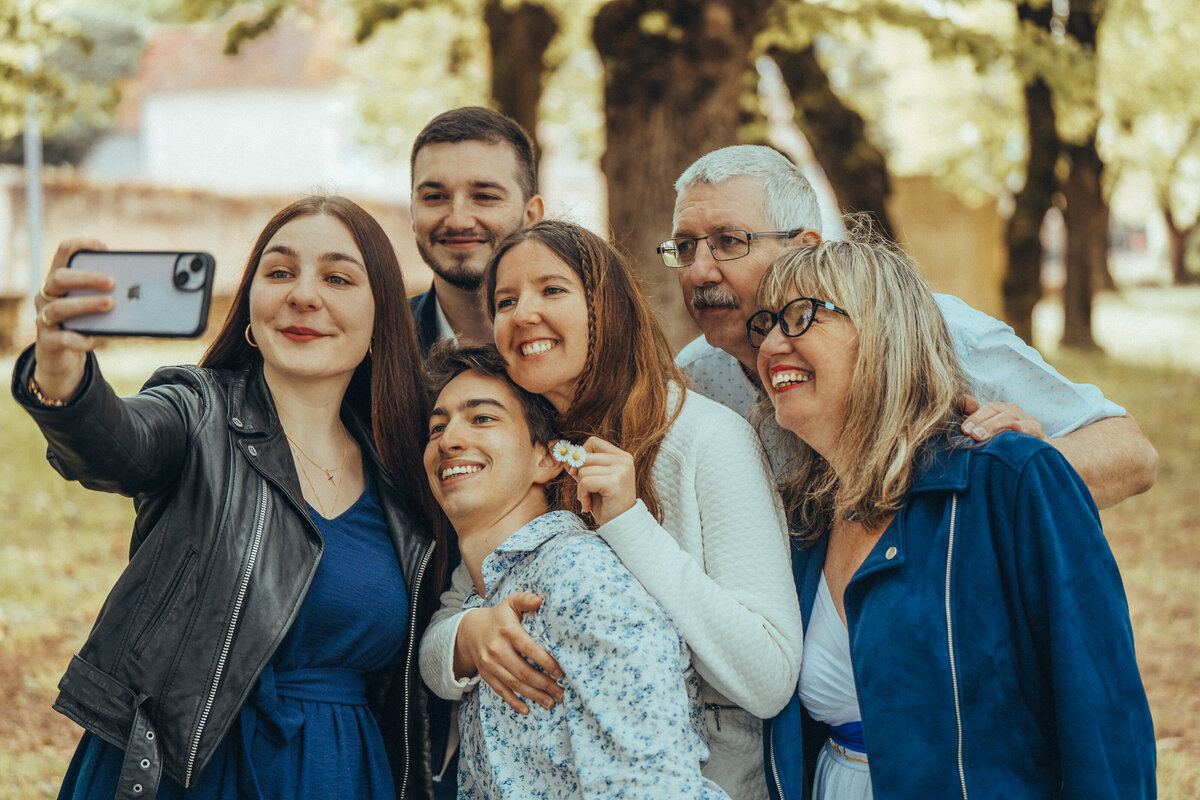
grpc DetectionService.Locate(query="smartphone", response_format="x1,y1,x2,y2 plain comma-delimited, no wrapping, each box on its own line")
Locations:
62,251,215,338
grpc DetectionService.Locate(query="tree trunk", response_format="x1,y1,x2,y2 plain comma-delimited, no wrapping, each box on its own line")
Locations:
1003,76,1058,345
1060,140,1104,350
1058,0,1107,349
1165,208,1184,283
1162,204,1189,284
1163,207,1200,284
768,44,895,241
485,0,558,155
593,0,772,350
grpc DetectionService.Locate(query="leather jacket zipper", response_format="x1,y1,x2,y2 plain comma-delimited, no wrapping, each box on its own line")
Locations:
943,494,968,799
185,480,269,785
400,538,435,799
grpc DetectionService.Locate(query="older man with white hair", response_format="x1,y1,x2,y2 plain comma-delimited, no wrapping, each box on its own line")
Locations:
668,144,1156,508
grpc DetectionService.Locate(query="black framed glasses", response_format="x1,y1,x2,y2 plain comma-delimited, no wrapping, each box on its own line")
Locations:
746,297,850,349
656,228,804,268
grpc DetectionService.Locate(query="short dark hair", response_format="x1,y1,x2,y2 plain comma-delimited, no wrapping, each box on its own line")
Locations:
424,341,558,446
410,106,538,199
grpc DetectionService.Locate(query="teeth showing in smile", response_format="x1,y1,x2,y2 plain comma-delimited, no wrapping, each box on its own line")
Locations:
521,340,556,357
771,370,811,389
441,464,481,481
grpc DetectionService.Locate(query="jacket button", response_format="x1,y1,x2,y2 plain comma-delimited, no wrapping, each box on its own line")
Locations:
132,785,143,794
247,445,258,456
885,546,898,560
232,417,243,428
140,758,150,769
145,730,155,741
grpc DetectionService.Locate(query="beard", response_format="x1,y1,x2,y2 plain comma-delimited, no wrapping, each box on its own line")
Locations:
416,238,487,293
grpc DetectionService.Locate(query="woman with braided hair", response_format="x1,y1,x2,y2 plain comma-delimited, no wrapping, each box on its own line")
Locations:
417,219,803,800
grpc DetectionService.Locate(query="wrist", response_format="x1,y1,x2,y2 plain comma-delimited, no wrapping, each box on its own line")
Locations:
27,374,71,407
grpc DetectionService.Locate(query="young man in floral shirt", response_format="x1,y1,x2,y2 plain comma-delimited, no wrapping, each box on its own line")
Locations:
420,342,728,799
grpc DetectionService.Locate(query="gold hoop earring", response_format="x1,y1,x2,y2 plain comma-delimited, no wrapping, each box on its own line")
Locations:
368,339,373,356
245,324,259,348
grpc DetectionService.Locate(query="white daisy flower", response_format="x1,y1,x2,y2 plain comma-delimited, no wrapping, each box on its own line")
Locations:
565,444,587,469
551,440,573,463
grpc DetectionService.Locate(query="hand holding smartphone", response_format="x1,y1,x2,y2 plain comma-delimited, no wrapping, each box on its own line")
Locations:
63,251,215,338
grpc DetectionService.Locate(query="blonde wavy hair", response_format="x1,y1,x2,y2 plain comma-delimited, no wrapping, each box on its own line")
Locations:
755,216,972,542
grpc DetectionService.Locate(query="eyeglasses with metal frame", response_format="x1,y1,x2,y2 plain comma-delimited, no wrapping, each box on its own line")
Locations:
746,297,851,349
656,228,805,268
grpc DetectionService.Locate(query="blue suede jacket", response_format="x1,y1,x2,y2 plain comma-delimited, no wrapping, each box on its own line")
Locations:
765,433,1155,800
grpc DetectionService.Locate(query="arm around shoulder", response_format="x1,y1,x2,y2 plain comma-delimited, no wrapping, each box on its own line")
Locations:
418,562,480,700
1050,414,1157,510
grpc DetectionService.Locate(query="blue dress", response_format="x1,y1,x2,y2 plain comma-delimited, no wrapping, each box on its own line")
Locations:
59,469,410,800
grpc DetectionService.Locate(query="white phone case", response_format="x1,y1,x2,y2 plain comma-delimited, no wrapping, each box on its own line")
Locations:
63,251,215,338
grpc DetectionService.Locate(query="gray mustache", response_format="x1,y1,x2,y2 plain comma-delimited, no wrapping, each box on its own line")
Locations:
692,285,739,310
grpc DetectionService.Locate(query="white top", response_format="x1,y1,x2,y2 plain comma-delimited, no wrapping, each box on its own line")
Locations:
797,574,860,728
418,387,803,800
433,293,456,343
676,293,1126,479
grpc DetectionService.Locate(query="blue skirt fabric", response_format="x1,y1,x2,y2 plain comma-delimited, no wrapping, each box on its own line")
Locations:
59,470,410,800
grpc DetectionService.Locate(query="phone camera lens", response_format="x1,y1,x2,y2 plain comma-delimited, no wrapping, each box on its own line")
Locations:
190,257,204,273
174,271,189,288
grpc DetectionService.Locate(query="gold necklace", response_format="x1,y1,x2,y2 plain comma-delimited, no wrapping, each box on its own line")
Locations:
286,430,349,518
285,430,349,482
294,455,345,518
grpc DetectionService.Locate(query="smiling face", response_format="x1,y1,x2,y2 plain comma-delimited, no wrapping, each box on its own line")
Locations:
755,294,859,468
672,175,794,369
411,140,543,292
248,213,374,388
491,240,590,412
424,370,559,538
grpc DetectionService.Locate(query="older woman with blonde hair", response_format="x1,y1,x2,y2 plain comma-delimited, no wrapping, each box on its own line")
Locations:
754,221,1155,800
419,219,804,799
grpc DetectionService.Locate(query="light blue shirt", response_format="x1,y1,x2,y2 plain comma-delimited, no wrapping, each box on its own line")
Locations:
676,293,1125,479
457,511,730,800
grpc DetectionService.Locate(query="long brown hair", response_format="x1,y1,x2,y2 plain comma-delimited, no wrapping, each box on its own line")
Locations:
755,216,971,542
202,195,447,582
484,220,683,521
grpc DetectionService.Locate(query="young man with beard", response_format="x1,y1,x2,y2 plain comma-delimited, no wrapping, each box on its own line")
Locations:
408,107,545,354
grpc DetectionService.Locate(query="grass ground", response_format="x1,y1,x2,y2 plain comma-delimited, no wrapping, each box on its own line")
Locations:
1,299,1197,798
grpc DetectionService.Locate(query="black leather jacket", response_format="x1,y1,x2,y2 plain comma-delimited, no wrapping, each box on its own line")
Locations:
12,347,439,799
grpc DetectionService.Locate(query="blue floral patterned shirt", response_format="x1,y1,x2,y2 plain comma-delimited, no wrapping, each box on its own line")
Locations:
457,510,730,799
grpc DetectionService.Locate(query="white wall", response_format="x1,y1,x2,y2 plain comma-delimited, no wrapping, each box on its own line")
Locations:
101,87,409,201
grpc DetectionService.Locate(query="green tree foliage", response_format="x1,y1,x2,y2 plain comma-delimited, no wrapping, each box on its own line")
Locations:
0,1,140,163
1103,0,1200,283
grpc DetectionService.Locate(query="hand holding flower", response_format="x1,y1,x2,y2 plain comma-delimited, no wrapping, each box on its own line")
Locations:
560,436,637,526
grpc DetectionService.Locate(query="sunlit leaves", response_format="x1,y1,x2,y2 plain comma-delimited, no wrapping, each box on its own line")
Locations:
0,1,135,148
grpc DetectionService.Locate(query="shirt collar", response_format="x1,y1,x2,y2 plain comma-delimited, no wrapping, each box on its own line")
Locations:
479,511,586,596
432,293,457,343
